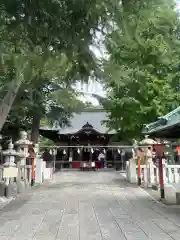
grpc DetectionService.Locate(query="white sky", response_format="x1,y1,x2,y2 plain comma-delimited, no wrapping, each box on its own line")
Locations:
75,80,105,105
75,31,106,105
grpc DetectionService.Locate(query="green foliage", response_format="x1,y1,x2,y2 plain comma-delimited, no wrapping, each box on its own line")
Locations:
0,0,110,138
39,136,54,152
103,0,180,139
0,0,109,80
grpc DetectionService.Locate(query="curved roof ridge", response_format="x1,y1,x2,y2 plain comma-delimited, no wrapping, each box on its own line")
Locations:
144,106,180,135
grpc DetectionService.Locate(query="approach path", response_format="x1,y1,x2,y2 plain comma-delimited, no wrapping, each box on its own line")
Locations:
1,171,180,239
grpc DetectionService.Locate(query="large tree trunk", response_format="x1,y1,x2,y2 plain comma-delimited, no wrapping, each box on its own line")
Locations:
0,81,21,131
122,0,130,12
31,114,41,144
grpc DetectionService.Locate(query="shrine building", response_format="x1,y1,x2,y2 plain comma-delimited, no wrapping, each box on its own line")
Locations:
39,108,131,169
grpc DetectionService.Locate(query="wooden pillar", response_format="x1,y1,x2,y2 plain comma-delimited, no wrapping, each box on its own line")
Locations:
80,147,83,163
68,136,71,168
90,147,92,162
153,143,165,199
137,156,141,186
112,148,114,168
104,148,107,168
136,148,143,186
69,148,73,168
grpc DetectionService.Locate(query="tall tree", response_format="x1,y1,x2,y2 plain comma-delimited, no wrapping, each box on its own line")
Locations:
0,0,108,131
103,0,180,139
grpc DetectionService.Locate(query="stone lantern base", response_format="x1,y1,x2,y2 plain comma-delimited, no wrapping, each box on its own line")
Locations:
16,179,26,194
5,182,18,198
0,181,6,196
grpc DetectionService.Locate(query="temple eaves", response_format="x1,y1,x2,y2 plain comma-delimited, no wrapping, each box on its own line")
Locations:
143,106,180,138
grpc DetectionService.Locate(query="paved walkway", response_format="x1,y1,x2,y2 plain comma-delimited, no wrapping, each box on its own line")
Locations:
1,172,180,239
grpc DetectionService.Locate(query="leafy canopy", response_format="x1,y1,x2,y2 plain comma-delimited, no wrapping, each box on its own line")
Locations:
0,0,111,139
103,0,180,139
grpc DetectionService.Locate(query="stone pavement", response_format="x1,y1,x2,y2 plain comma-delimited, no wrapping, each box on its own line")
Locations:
1,172,180,239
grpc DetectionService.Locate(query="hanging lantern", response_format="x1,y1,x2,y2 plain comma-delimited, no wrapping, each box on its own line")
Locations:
63,149,66,155
103,149,106,154
91,148,94,153
77,148,80,154
118,149,121,154
49,149,52,155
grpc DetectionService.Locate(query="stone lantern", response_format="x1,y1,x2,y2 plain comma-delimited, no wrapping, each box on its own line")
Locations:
139,136,157,187
3,140,17,168
3,140,18,184
139,136,157,158
2,140,19,197
139,136,157,148
15,131,32,186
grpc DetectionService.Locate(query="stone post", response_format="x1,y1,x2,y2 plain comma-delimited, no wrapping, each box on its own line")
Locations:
126,161,130,181
34,143,39,168
139,137,157,188
48,148,57,179
15,149,25,193
69,149,72,168
3,140,18,197
147,152,155,186
52,148,57,173
128,157,137,183
15,131,32,187
143,147,153,188
35,153,44,184
129,158,137,183
121,150,125,171
104,148,107,168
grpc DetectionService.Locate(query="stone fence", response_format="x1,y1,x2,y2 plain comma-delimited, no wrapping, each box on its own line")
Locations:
125,156,180,204
126,158,180,186
0,131,53,198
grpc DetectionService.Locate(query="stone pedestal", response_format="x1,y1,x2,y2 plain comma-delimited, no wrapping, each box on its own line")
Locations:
0,181,6,196
149,160,154,181
16,180,26,193
144,158,154,188
176,192,180,205
5,182,18,198
25,165,32,187
128,158,137,183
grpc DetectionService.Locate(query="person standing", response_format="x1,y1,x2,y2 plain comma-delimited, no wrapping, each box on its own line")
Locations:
98,151,105,168
42,149,52,168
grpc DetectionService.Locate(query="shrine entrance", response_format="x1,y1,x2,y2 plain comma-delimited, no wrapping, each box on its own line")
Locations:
45,144,132,170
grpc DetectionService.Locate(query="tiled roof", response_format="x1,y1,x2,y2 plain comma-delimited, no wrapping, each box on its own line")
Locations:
40,110,116,135
144,106,180,134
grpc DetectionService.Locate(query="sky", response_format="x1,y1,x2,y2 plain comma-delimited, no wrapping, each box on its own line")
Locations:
75,80,105,105
75,32,106,105
176,0,180,11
